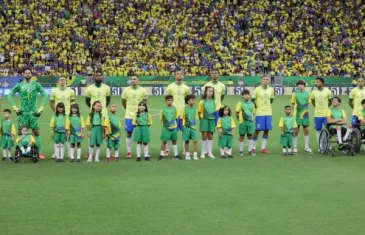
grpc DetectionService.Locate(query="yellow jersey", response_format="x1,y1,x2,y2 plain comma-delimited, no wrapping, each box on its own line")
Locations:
252,86,275,116
310,88,333,117
50,87,75,115
349,87,365,115
201,81,226,110
85,84,111,117
121,86,147,119
166,82,190,114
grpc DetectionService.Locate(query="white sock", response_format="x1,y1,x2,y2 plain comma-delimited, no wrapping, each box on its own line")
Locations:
88,147,94,160
3,149,7,158
207,140,213,155
115,149,119,158
343,129,352,140
283,148,287,153
239,141,244,152
316,131,321,142
293,137,297,148
126,137,131,153
7,149,11,158
55,144,60,159
136,144,141,158
185,152,190,158
165,141,170,152
60,144,64,159
77,148,81,159
261,138,268,150
173,144,178,156
337,129,342,144
288,148,292,153
201,140,206,155
182,140,185,154
70,147,74,159
304,135,309,149
106,148,111,158
67,142,71,157
193,152,197,157
252,139,257,150
144,145,148,157
95,147,100,160
53,143,57,157
220,148,225,155
248,139,253,152
160,150,165,156
227,148,232,155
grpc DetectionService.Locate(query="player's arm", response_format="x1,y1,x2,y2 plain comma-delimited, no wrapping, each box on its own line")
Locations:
217,118,222,137
270,88,274,104
328,90,333,107
132,115,137,126
37,83,49,112
65,118,70,139
278,117,285,135
310,92,315,107
197,101,203,119
180,109,185,126
121,88,127,109
231,118,236,137
251,88,257,108
348,89,354,108
358,111,365,125
105,86,111,107
221,85,225,102
337,110,348,125
85,87,91,108
106,96,111,106
235,102,241,121
147,114,153,126
143,89,148,103
49,90,56,112
326,110,339,124
291,93,296,110
8,84,20,111
70,90,76,104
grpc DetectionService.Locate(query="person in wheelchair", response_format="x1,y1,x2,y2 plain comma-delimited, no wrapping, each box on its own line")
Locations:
326,97,352,149
15,126,36,157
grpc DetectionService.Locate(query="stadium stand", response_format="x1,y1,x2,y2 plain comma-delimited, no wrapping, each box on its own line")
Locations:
0,0,364,77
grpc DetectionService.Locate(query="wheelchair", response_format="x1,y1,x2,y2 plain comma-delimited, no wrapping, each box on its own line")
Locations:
318,124,360,156
350,123,365,154
14,144,40,163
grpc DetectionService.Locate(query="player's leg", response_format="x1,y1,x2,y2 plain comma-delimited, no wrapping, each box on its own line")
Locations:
176,117,185,155
76,142,82,162
303,117,312,153
159,140,167,161
88,127,96,162
280,133,287,155
136,141,142,161
125,119,134,158
335,126,343,144
171,129,180,159
94,126,102,162
106,138,112,162
287,133,293,155
260,116,272,153
253,116,265,153
70,139,75,162
207,119,216,158
314,117,323,143
199,119,209,158
1,136,8,160
30,115,45,159
343,125,352,142
238,122,245,155
59,133,66,162
183,126,189,159
143,143,149,161
227,135,233,158
293,119,301,153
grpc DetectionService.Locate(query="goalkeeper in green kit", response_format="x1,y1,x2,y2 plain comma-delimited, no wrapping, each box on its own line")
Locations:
8,68,49,159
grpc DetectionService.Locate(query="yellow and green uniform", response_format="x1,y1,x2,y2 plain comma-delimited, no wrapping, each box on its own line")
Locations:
133,112,152,143
349,87,365,115
50,87,75,115
160,106,178,141
252,86,275,116
217,116,236,148
0,120,16,149
85,84,110,117
121,85,147,132
16,134,36,147
278,115,298,147
50,114,70,144
67,115,85,144
104,113,122,149
202,81,226,110
235,100,255,135
291,90,310,126
85,113,103,146
166,81,190,115
310,88,333,117
181,106,199,141
198,99,216,133
326,108,347,129
357,109,365,130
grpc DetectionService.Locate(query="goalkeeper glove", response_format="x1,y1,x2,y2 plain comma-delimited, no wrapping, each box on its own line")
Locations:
12,106,23,116
33,106,45,117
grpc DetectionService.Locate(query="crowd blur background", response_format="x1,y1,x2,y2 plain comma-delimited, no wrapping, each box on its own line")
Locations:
0,0,364,78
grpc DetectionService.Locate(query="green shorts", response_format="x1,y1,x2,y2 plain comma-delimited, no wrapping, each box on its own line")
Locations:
134,126,150,143
107,138,119,149
0,135,14,149
218,134,233,148
296,118,310,127
239,121,254,135
54,132,67,144
18,114,38,130
183,127,197,141
69,134,83,144
280,133,293,147
199,118,216,133
160,127,178,141
90,126,103,146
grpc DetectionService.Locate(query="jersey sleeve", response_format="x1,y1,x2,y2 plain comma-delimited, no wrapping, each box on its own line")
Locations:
81,116,85,128
142,88,147,100
70,89,76,102
326,109,331,117
103,116,110,127
166,84,172,95
85,86,91,98
85,116,91,126
217,118,222,128
235,102,241,113
251,88,257,99
105,85,110,96
349,89,355,99
230,118,236,128
180,108,185,126
132,115,137,126
10,124,16,136
310,91,315,100
50,90,56,101
328,89,333,99
197,100,203,114
50,116,55,128
147,114,153,125
65,117,70,130
270,88,275,99
291,93,296,104
121,88,128,100
358,111,364,120
184,86,190,96
252,103,256,115
160,110,163,122
342,110,347,119
278,117,284,127
29,136,35,145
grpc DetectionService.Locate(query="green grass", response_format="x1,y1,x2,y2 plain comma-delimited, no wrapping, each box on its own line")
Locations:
1,95,365,235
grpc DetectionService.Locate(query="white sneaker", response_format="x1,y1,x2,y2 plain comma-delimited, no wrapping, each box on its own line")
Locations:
185,156,191,160
200,154,206,159
293,147,298,154
304,148,313,154
87,157,93,162
95,157,100,162
193,156,199,160
208,154,215,159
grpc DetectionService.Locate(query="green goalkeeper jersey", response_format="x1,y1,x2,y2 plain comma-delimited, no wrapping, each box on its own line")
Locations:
8,80,49,114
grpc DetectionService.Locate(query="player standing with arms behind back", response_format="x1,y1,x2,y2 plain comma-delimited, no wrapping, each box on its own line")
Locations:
291,80,312,154
310,77,333,149
251,75,274,154
348,77,365,127
8,67,48,159
166,70,190,156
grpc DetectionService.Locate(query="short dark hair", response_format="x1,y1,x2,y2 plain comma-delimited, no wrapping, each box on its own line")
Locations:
332,96,341,103
210,69,218,73
316,77,324,84
241,89,250,95
361,99,365,105
296,80,306,86
3,109,11,114
22,67,32,73
165,95,174,101
284,105,291,109
185,94,196,104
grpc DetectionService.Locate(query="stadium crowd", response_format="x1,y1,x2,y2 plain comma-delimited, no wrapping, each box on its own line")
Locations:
0,0,364,77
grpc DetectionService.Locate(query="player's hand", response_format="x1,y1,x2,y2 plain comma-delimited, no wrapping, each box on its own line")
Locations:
281,132,285,136
16,110,23,116
80,133,84,138
51,132,54,138
87,131,90,138
33,111,41,117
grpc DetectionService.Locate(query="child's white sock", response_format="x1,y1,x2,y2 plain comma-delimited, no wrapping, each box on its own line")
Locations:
343,129,352,141
316,131,321,142
207,140,213,155
53,143,57,157
106,148,111,159
293,137,298,148
336,129,342,144
160,150,164,156
201,140,206,155
88,147,94,161
239,141,244,152
227,148,232,155
220,148,225,155
165,141,170,152
3,149,7,158
248,139,253,152
283,148,287,153
60,144,64,159
95,147,100,162
144,145,148,157
126,137,131,153
136,144,141,158
193,152,198,158
288,148,292,154
70,147,74,160
67,142,71,157
55,144,60,159
77,148,81,159
261,138,268,150
173,144,178,156
115,149,119,158
304,135,309,149
7,149,11,158
252,138,257,150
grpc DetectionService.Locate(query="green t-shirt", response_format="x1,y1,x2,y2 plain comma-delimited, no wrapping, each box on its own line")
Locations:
18,134,32,147
360,109,365,130
329,108,344,120
54,114,66,133
203,99,216,120
220,116,233,135
69,115,82,136
161,106,177,129
282,115,295,133
135,112,149,126
183,107,197,129
241,101,254,122
107,113,120,135
294,91,309,119
91,114,102,127
1,120,14,136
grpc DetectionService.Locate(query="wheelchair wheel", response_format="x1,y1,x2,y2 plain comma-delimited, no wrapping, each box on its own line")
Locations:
319,128,330,155
32,146,39,163
350,128,361,154
14,148,20,163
